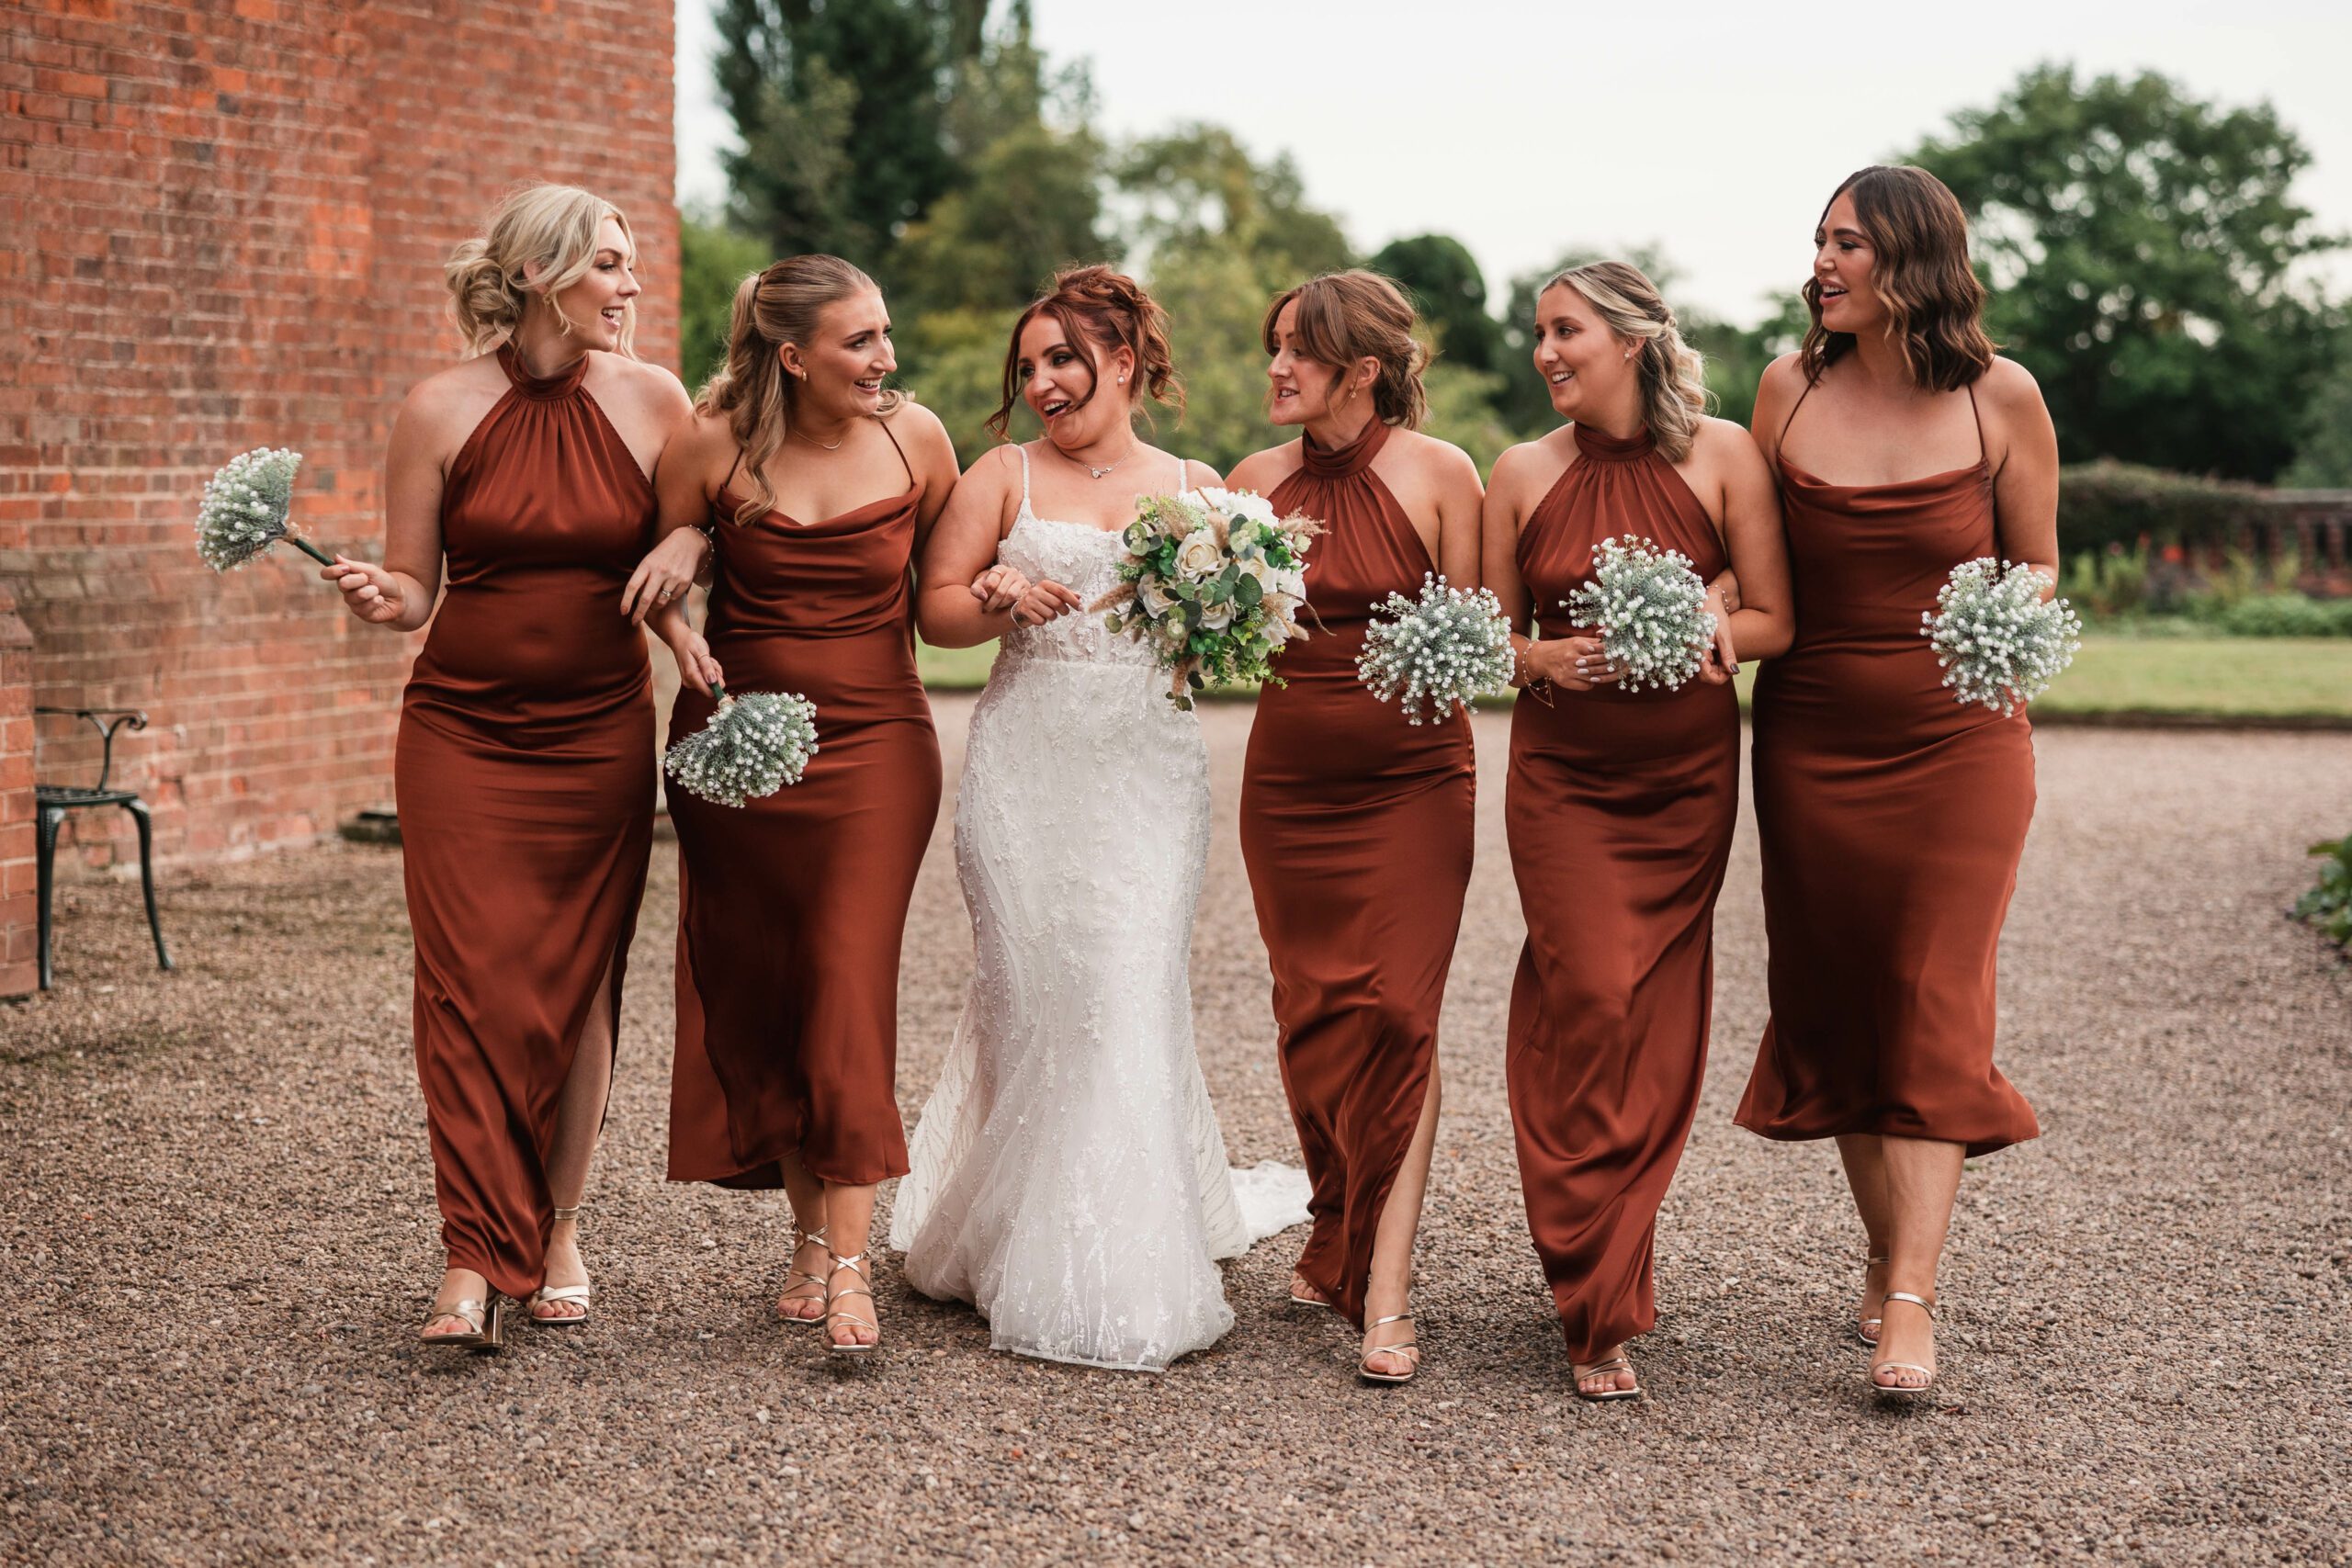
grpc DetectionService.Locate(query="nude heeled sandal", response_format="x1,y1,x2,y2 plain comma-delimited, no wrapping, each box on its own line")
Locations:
1572,1353,1642,1402
1356,1313,1421,1385
1857,1253,1890,1347
775,1222,831,1326
1869,1292,1938,1403
421,1291,505,1354
823,1247,881,1357
524,1206,593,1326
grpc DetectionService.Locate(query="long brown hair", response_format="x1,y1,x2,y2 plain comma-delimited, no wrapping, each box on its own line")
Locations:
1801,165,1997,391
696,254,903,525
989,265,1181,439
1261,269,1430,430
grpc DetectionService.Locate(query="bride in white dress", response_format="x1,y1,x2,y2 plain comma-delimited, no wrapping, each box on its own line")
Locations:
899,267,1307,1371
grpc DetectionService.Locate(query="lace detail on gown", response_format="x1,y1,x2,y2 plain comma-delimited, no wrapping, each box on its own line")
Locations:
890,452,1308,1371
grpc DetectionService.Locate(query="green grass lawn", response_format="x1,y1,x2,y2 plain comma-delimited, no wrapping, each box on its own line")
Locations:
923,636,2352,722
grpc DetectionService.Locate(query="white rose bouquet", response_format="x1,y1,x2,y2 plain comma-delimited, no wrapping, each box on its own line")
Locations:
1561,534,1717,693
663,684,820,807
1099,486,1322,709
1357,573,1514,725
195,447,335,571
1920,558,2081,716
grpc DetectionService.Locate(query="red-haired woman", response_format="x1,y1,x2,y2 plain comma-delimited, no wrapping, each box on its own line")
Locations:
1737,165,2057,1401
892,265,1309,1373
324,186,691,1349
1226,270,1483,1385
1482,260,1793,1401
630,255,960,1354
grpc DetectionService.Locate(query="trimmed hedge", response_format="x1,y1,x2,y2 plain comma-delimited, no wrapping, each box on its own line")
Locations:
2059,460,2278,554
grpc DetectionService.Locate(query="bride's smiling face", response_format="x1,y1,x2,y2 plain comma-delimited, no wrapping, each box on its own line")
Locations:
1017,315,1135,450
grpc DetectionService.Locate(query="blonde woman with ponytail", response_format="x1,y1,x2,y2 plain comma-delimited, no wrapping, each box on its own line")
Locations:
1479,260,1793,1401
630,256,958,1356
319,184,692,1351
1223,270,1484,1386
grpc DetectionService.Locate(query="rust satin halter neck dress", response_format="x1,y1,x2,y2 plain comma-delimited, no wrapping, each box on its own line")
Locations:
395,344,657,1301
1736,381,2039,1156
665,423,943,1190
1507,422,1740,1363
1238,417,1476,1328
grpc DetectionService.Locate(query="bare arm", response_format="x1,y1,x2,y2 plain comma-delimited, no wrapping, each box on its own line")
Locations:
1986,362,2062,592
1431,444,1483,589
1483,441,1620,693
322,388,449,631
916,446,1032,649
1709,423,1794,664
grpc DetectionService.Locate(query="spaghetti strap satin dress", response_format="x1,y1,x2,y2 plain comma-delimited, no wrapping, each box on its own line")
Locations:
1506,423,1739,1361
1736,381,2040,1157
666,422,943,1190
1238,418,1476,1328
396,344,657,1300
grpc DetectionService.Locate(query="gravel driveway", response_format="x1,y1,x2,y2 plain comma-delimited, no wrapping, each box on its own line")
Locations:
5,699,2347,1565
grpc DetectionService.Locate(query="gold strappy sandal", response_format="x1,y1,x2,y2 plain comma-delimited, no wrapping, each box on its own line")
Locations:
1356,1312,1420,1385
823,1246,880,1357
1857,1253,1890,1347
1288,1270,1335,1311
1869,1292,1937,1403
1572,1352,1641,1402
775,1222,831,1326
525,1205,593,1327
421,1287,505,1354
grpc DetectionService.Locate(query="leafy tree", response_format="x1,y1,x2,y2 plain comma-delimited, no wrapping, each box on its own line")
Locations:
1367,234,1504,380
678,209,775,392
2282,357,2352,489
714,0,994,268
1914,63,2347,480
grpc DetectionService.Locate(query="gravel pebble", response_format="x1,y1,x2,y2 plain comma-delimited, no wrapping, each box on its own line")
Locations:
3,699,2347,1564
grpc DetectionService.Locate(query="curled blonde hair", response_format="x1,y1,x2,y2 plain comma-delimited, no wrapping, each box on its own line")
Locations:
1261,269,1430,430
444,184,637,358
696,254,903,525
1544,260,1710,462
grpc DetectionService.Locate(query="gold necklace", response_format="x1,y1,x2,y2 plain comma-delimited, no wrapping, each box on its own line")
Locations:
792,425,847,452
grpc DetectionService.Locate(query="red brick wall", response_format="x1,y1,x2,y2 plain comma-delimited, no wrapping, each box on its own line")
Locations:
0,584,33,997
0,0,678,932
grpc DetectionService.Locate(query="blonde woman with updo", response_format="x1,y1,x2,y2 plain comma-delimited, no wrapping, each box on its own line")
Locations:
1481,260,1793,1401
1224,270,1483,1386
889,265,1310,1373
321,184,692,1351
631,256,957,1356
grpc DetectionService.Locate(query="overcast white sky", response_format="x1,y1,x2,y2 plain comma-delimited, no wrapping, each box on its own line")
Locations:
673,0,2352,328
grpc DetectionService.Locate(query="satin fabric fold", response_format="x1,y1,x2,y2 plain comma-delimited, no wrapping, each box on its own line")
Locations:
1239,418,1475,1328
397,345,656,1298
1506,423,1738,1361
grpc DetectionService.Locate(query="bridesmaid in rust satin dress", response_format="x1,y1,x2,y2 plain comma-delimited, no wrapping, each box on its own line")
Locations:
1736,167,2058,1401
636,256,959,1354
324,187,691,1348
1228,272,1483,1385
1482,262,1792,1400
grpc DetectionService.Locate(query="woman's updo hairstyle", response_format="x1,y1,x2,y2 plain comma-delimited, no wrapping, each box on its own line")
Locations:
1261,269,1430,429
989,265,1182,439
444,183,636,358
1544,260,1711,463
696,254,903,526
1800,164,1996,391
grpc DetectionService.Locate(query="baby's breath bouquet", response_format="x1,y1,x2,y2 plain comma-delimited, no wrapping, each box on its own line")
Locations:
1099,486,1322,710
663,685,819,807
1561,534,1716,693
1921,558,2081,716
1357,573,1514,725
195,447,334,570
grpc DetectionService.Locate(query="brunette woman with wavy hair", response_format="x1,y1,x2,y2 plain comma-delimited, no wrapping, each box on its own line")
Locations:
1226,270,1483,1385
630,255,960,1355
1736,164,2060,1402
1480,260,1793,1401
322,185,692,1349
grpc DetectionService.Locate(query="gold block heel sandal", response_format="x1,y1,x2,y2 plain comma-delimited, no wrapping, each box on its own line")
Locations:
421,1293,505,1355
1356,1313,1421,1385
525,1205,593,1327
1868,1292,1937,1404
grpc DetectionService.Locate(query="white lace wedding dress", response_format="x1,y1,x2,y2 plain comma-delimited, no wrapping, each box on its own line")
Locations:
889,447,1310,1372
